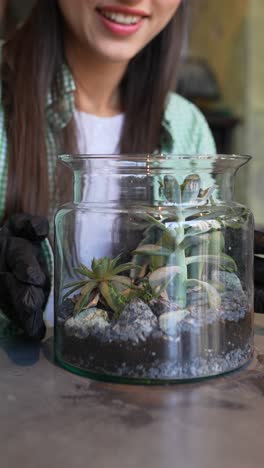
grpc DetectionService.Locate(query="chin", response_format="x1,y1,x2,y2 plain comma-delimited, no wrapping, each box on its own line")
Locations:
90,42,141,64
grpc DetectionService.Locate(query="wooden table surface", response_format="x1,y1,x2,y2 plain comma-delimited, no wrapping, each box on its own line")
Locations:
1,315,264,468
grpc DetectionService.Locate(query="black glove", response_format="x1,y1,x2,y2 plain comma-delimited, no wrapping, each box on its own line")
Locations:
0,213,51,340
254,230,264,313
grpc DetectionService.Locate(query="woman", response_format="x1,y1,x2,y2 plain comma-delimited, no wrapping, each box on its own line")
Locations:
0,0,215,339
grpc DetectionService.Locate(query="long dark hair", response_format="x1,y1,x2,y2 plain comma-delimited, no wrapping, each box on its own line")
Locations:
1,0,188,220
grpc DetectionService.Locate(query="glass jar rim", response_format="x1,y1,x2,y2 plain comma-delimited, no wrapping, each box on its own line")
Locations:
59,153,252,163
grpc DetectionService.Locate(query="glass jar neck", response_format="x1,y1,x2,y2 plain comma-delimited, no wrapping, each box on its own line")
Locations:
59,155,251,205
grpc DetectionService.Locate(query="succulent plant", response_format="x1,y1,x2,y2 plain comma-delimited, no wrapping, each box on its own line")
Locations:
64,255,137,316
132,173,237,308
63,173,238,318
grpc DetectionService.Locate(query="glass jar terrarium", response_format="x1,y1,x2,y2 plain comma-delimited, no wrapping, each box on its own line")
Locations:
54,154,254,383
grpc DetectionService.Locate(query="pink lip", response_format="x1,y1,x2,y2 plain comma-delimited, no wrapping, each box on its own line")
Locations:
96,10,146,37
97,5,149,16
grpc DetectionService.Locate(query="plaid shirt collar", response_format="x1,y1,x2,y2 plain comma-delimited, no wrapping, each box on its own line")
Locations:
46,63,174,152
46,63,76,131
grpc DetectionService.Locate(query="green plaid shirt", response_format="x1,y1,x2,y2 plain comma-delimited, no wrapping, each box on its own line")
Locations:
0,64,216,331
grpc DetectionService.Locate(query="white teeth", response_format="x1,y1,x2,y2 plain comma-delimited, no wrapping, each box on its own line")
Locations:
101,10,141,25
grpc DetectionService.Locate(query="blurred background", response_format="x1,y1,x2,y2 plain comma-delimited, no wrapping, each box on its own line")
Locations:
0,0,263,228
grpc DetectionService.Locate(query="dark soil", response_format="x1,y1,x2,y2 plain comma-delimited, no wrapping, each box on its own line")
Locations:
55,306,253,381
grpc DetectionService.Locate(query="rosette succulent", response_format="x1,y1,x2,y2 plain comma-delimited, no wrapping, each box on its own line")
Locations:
64,255,137,316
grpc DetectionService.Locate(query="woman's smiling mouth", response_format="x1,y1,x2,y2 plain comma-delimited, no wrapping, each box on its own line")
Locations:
96,5,149,36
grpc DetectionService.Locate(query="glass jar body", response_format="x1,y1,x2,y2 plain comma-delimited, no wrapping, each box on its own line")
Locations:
54,155,254,383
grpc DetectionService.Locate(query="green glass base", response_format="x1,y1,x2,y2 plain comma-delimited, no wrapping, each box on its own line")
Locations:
55,351,252,386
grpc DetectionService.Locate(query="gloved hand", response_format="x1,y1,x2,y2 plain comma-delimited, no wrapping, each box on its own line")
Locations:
254,230,264,313
0,213,51,340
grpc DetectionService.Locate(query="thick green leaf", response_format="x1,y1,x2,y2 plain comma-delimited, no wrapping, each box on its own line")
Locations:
185,207,229,222
111,280,128,294
74,281,98,314
132,244,172,257
136,262,148,279
100,257,110,275
80,263,95,276
208,231,225,255
149,266,182,292
79,281,98,296
159,227,179,249
110,254,122,269
209,280,225,292
163,176,181,203
64,280,89,289
74,267,95,279
91,257,98,272
186,279,221,309
91,257,110,276
137,213,168,231
99,281,119,314
197,186,216,201
63,284,84,301
180,235,207,251
110,275,133,287
181,174,201,204
184,224,213,238
185,254,237,271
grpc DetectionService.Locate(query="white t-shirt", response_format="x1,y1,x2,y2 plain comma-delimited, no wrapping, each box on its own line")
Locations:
74,109,125,263
74,109,124,154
